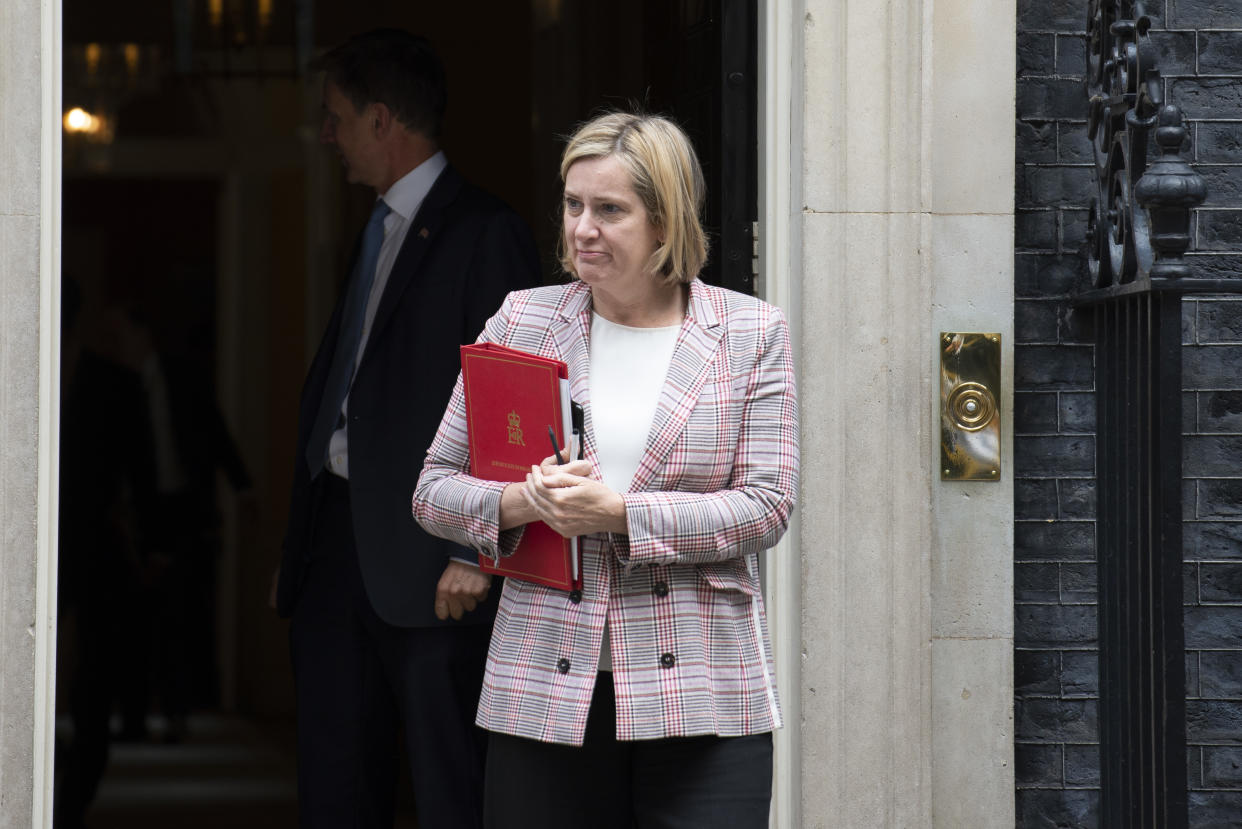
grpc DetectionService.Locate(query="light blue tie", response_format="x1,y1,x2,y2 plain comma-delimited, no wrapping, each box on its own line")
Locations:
305,199,392,473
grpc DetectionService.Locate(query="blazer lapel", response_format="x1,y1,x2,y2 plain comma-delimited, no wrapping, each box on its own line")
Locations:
550,283,593,405
628,280,724,492
361,165,465,365
549,283,595,462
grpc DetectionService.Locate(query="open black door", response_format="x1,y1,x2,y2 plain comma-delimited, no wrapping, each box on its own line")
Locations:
643,0,758,294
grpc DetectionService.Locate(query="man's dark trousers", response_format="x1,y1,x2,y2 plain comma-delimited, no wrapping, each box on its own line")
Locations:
291,473,490,827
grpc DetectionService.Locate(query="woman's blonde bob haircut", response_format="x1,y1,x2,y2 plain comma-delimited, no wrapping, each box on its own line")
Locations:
557,111,708,285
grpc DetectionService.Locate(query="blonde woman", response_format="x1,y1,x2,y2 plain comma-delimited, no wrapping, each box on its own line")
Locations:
414,111,799,828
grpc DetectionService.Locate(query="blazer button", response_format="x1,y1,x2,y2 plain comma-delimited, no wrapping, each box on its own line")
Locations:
557,658,571,674
653,581,669,598
569,589,583,604
660,652,676,669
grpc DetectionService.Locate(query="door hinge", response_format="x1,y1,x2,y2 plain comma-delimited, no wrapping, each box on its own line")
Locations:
751,221,759,278
751,220,763,296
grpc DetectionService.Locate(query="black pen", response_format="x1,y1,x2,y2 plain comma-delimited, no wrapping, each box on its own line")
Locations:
548,426,565,465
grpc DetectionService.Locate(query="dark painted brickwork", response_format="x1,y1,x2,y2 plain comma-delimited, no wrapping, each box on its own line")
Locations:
1016,1,1242,825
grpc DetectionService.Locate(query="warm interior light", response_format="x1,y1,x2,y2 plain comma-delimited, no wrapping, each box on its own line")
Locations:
208,0,224,28
124,43,140,76
258,0,273,30
63,107,110,141
85,43,102,76
64,108,94,133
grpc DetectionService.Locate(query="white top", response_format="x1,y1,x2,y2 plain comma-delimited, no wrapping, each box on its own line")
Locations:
589,311,681,671
589,313,681,492
328,151,448,479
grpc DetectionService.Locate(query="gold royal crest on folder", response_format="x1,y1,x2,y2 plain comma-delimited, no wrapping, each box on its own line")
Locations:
506,410,525,446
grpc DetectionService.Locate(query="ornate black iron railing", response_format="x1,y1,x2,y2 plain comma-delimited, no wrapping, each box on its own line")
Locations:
1080,2,1232,826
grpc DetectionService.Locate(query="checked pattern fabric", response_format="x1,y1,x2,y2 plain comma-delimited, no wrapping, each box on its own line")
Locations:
413,280,800,746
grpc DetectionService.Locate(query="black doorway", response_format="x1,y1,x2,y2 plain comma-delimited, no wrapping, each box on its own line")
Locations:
57,2,756,826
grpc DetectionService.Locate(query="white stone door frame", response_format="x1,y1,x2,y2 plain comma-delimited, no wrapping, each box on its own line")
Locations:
757,1,804,827
22,6,800,826
20,2,809,823
28,0,65,825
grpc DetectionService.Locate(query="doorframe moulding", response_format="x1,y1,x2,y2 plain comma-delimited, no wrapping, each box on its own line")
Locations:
758,0,804,826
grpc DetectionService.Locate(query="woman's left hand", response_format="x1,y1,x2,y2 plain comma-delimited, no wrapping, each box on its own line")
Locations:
523,459,627,537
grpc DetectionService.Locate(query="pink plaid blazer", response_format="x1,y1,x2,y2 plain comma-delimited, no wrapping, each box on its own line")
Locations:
413,279,799,746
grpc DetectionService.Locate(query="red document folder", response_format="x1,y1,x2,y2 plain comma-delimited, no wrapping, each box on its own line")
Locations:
459,343,581,591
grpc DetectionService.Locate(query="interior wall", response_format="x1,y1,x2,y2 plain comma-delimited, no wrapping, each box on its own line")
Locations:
58,2,540,724
54,0,681,727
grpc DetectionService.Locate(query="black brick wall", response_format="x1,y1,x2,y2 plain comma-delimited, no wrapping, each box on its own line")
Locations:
1015,1,1242,825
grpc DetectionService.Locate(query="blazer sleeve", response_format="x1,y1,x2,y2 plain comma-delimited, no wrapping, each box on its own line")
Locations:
610,306,800,567
412,295,527,559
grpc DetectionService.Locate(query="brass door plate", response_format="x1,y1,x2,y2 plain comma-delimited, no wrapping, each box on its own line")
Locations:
941,332,1001,481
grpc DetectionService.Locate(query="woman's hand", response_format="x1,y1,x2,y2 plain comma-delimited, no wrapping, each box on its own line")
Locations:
521,454,627,537
498,480,538,530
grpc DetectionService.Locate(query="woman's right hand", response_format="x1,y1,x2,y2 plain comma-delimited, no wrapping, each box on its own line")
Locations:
498,449,589,530
522,459,627,537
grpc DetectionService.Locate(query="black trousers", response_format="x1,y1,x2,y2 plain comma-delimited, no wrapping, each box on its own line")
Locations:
483,674,773,829
289,473,490,828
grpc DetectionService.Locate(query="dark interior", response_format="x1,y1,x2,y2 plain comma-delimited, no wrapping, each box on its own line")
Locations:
57,2,750,825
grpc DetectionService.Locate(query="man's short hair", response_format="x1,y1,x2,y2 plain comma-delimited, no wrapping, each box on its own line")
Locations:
311,29,447,138
558,111,708,286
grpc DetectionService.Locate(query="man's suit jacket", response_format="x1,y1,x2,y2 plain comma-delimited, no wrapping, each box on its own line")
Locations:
413,279,800,745
278,164,540,627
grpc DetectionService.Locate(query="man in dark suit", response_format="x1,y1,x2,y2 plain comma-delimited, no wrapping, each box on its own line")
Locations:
275,30,540,828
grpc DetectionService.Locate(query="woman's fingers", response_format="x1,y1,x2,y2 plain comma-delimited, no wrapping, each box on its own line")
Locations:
538,446,576,466
539,470,589,490
522,470,628,537
523,468,555,515
524,468,584,533
539,456,592,477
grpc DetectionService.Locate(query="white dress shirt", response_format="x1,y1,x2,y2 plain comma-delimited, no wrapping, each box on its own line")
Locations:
327,151,448,479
